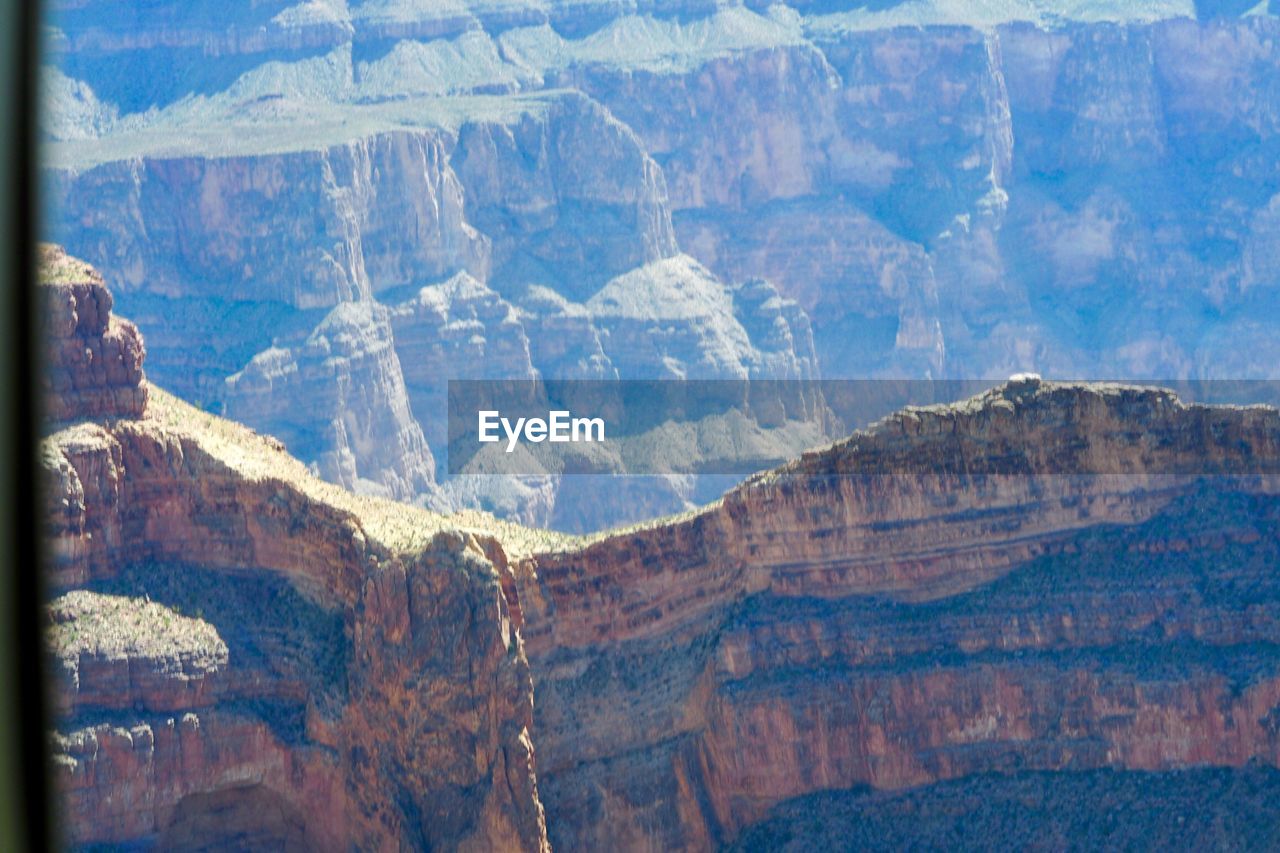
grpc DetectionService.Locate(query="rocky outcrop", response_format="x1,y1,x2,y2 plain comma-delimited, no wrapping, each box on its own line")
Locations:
727,277,819,380
586,254,762,380
224,300,435,502
40,254,549,850
49,530,549,850
39,243,148,424
514,377,1280,849
452,92,679,301
515,286,616,380
48,589,230,716
389,271,537,451
41,250,1280,849
679,199,945,376
522,379,1280,648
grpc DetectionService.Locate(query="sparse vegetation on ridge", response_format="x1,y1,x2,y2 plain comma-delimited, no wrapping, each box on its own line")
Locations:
36,243,100,285
48,589,227,664
145,384,582,557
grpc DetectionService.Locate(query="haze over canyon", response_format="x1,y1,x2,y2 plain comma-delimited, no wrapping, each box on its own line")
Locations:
41,0,1280,527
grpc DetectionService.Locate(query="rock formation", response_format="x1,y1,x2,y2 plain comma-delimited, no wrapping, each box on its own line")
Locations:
43,87,815,523
39,244,147,424
42,5,1280,526
224,300,435,502
514,377,1280,848
41,250,1280,849
586,255,768,380
41,249,549,850
388,271,537,452
515,286,616,381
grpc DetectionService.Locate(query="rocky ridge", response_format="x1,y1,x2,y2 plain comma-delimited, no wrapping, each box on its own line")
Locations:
42,253,1280,850
43,5,1280,528
514,376,1280,848
40,249,554,850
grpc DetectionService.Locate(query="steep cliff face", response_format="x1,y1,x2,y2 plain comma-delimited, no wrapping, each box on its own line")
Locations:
224,300,435,502
389,270,538,452
554,13,1280,380
515,285,616,380
41,250,1280,849
49,528,548,851
452,92,679,301
991,15,1280,378
564,25,1007,377
46,6,1280,528
40,251,550,850
515,377,1280,848
39,244,148,425
43,127,492,420
45,86,788,522
46,130,488,310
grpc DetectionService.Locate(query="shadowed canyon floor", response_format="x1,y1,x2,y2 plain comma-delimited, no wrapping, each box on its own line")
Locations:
40,247,1280,848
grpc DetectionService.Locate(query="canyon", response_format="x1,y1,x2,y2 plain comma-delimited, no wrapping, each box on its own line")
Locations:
42,1,1280,528
41,247,1280,848
41,245,552,850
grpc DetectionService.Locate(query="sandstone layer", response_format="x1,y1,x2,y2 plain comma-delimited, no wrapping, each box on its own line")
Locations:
41,251,1280,850
39,244,148,425
41,250,551,850
514,378,1280,849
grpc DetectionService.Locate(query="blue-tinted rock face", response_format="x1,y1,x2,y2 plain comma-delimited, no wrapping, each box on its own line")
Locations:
41,2,1280,522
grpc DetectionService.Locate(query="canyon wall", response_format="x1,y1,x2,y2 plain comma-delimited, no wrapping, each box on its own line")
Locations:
43,3,1280,528
45,90,809,526
516,377,1280,848
40,248,1280,849
39,247,550,850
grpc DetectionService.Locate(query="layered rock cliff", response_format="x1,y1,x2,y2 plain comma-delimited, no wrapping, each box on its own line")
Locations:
41,250,1280,849
42,4,1280,527
515,377,1280,848
39,244,148,425
224,300,435,502
40,250,551,850
43,85,813,525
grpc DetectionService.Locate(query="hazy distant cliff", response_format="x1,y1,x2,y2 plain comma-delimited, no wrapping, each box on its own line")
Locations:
43,2,1280,527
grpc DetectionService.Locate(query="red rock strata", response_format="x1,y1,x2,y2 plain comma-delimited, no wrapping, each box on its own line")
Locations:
39,243,147,424
41,248,1280,850
516,380,1280,849
41,249,549,850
